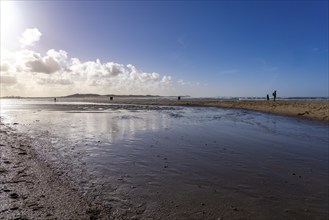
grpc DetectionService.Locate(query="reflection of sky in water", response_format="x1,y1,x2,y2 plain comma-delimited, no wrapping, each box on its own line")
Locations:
1,99,327,157
1,99,327,153
68,110,171,142
0,100,178,187
1,108,171,144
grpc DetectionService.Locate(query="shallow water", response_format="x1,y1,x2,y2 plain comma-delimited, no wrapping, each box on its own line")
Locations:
1,99,328,219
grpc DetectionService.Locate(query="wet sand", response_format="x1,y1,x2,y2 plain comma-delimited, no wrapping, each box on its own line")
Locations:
0,121,110,219
103,99,329,123
1,99,328,219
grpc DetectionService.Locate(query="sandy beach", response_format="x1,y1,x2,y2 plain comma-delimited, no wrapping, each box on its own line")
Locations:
0,121,111,219
102,99,329,123
0,98,328,219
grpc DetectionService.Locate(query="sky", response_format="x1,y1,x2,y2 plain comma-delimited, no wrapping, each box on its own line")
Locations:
0,0,328,97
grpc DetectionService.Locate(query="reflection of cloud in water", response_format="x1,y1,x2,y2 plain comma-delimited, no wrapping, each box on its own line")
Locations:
0,100,175,146
66,110,171,143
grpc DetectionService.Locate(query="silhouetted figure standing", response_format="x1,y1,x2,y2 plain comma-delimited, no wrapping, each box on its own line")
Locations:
54,98,57,102
266,94,269,101
178,96,181,101
272,90,277,102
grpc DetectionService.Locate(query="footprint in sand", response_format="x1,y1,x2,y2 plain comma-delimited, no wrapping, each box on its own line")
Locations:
9,193,19,199
0,168,7,174
18,151,27,155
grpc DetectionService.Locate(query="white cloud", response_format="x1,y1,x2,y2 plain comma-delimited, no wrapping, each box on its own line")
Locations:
0,75,17,84
177,79,200,87
161,76,171,84
19,28,42,47
1,28,176,96
0,62,10,72
35,74,73,85
22,49,68,74
26,55,61,74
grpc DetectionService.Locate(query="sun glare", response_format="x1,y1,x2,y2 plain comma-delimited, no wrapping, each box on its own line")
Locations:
0,1,21,49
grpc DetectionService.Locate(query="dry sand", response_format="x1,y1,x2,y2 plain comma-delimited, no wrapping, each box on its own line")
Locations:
104,99,329,123
0,121,111,220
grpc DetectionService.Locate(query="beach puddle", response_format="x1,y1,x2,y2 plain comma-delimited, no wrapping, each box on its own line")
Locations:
0,99,328,219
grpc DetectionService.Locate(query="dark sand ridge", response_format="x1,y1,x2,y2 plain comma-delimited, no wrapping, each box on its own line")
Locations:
72,98,329,123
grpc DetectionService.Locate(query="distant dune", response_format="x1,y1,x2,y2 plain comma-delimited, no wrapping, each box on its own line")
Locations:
62,93,102,98
62,93,165,98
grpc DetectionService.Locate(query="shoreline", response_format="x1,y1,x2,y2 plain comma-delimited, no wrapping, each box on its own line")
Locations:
1,97,328,123
89,99,329,123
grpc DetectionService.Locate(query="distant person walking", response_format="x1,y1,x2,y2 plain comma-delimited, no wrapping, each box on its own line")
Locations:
266,94,269,101
272,90,277,102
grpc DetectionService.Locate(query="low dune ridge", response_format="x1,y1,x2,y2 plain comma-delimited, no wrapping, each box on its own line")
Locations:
198,100,329,123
